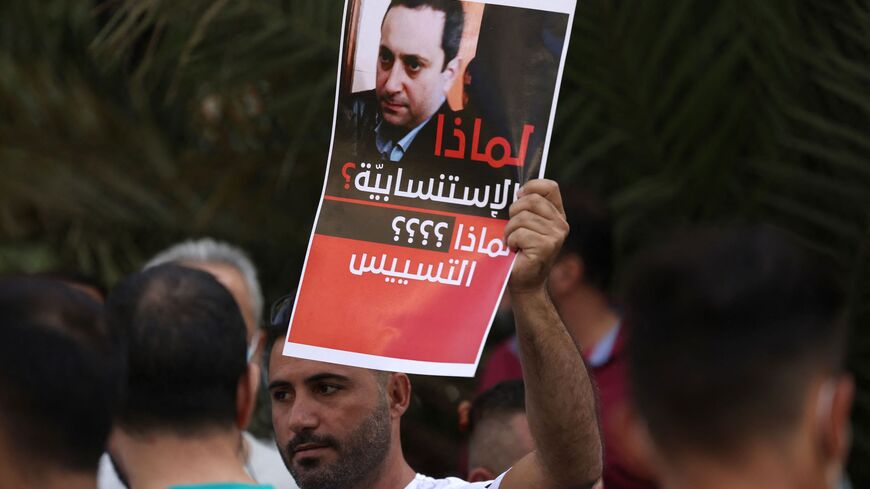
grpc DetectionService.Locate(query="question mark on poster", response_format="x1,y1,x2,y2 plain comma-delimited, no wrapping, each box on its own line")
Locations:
391,216,405,242
419,220,433,246
405,218,420,244
341,162,356,190
434,222,449,248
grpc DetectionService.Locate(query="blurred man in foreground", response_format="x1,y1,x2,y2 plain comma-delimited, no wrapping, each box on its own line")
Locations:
0,277,122,489
100,238,295,489
478,190,656,489
266,179,603,489
623,227,853,489
105,265,267,489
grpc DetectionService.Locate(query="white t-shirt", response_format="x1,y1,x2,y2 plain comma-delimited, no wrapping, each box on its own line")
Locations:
404,472,507,489
243,431,299,489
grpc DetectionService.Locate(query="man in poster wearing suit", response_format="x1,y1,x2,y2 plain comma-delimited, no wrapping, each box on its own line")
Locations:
340,0,464,163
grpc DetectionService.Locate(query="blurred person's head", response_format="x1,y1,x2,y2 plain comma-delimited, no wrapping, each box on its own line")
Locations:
466,380,533,482
264,296,412,489
0,277,122,488
146,237,263,345
105,265,259,485
32,270,107,302
547,190,613,300
545,189,619,352
624,227,853,489
376,0,464,129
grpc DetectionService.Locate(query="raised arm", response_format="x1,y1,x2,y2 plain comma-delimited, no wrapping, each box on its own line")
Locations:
500,179,602,489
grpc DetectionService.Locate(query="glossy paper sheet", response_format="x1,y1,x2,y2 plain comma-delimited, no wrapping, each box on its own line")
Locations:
285,0,576,376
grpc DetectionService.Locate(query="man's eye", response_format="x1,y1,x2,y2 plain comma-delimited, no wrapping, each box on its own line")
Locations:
406,60,421,72
379,51,394,65
272,390,290,402
316,384,340,395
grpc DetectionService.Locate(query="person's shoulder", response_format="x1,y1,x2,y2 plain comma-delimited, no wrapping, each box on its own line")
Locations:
338,89,379,132
343,89,377,111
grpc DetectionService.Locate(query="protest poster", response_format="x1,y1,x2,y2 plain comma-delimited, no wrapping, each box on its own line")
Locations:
284,0,576,376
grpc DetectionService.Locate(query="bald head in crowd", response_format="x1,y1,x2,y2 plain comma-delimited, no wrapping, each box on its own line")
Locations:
624,227,853,489
146,238,263,344
0,277,123,489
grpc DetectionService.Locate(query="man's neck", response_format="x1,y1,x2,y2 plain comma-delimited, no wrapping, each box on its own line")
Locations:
113,428,256,489
553,286,619,352
353,428,416,489
1,468,96,489
659,446,827,489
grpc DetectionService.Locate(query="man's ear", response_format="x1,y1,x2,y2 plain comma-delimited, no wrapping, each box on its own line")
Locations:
106,427,123,457
821,376,854,466
387,372,412,419
614,402,661,480
468,467,495,483
548,254,584,297
441,56,462,92
236,362,260,430
621,402,664,479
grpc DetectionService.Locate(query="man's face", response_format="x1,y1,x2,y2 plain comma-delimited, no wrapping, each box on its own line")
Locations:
268,343,392,489
376,6,457,129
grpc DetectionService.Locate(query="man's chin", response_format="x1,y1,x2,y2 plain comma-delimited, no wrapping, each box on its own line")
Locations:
290,458,339,489
379,107,410,127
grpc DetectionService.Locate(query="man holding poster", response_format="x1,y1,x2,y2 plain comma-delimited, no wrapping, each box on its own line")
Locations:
267,179,602,489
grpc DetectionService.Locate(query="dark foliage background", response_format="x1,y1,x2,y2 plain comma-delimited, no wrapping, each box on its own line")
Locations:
1,0,868,481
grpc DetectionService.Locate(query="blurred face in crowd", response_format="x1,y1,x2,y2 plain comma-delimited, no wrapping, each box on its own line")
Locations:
468,411,535,482
376,5,459,129
268,343,394,489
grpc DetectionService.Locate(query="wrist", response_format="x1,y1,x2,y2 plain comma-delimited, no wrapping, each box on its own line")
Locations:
508,284,549,305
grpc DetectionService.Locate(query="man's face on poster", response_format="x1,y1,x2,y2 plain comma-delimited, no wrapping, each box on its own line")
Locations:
376,5,459,130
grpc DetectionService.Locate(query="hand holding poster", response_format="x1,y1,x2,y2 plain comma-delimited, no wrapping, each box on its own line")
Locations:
285,0,576,376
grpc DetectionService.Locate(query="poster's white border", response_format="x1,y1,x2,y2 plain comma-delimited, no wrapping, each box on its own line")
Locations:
285,0,577,377
284,342,478,377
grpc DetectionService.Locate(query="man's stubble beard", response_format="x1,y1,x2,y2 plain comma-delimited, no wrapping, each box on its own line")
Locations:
282,398,392,489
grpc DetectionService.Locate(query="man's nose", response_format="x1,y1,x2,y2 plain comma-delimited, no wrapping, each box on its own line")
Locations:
383,62,405,94
287,395,320,432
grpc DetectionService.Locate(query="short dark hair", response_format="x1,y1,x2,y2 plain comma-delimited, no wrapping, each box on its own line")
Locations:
467,380,528,474
0,277,123,472
263,293,294,375
386,0,464,69
468,380,526,434
105,264,248,434
561,190,613,292
624,227,848,457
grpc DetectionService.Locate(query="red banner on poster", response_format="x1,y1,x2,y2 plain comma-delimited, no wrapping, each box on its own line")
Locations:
285,0,576,376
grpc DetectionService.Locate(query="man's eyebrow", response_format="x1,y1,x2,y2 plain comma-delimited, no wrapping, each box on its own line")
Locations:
305,373,351,384
400,54,429,66
267,380,291,390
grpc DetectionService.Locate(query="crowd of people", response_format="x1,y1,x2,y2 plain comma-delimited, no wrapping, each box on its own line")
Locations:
1,1,857,487
0,179,855,489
